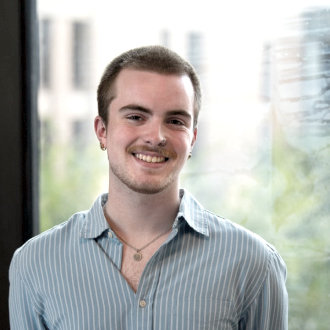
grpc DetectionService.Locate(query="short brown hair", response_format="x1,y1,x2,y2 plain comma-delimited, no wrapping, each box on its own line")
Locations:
97,45,202,128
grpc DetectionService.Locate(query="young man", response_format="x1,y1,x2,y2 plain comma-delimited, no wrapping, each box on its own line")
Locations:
9,46,288,329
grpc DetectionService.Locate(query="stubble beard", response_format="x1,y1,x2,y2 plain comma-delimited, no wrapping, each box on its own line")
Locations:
109,162,178,195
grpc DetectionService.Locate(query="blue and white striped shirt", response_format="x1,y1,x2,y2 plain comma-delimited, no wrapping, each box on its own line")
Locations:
9,189,288,329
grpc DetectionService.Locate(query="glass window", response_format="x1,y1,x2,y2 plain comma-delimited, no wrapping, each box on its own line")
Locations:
72,21,91,89
187,32,204,74
40,18,52,88
37,1,330,328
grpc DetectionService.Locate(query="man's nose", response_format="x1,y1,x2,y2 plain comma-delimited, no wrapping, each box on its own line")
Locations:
142,120,166,146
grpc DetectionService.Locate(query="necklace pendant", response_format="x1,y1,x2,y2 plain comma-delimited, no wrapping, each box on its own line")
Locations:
133,252,142,261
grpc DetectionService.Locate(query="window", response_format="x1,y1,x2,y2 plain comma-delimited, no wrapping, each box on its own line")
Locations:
72,21,90,89
160,29,170,48
187,32,203,75
37,2,330,328
40,18,52,88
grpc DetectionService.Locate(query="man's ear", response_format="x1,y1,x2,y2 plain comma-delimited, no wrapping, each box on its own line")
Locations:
191,127,198,149
94,116,107,146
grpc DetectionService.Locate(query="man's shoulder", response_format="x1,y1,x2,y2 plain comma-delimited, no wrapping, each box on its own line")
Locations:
10,211,86,272
200,208,284,287
202,208,276,264
181,189,274,256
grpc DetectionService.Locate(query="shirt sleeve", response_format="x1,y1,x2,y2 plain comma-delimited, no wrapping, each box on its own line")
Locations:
239,247,289,330
9,252,47,330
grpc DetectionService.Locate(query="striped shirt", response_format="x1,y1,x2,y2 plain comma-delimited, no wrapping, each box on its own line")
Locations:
9,189,288,329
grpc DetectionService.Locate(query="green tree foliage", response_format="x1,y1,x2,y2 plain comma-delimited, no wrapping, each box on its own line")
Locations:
40,141,108,232
272,120,330,330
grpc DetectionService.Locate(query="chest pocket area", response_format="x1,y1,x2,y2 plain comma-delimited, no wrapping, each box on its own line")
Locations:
168,298,238,330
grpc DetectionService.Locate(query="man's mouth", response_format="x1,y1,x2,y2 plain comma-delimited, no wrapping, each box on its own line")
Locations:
127,145,176,163
133,153,168,163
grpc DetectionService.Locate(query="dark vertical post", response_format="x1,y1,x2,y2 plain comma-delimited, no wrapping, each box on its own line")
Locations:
0,0,38,326
21,0,39,239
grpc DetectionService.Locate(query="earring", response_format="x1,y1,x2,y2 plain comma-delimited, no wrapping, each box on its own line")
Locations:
188,152,192,160
100,142,106,151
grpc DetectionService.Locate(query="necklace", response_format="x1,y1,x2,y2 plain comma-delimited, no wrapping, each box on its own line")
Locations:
102,205,173,261
114,224,173,261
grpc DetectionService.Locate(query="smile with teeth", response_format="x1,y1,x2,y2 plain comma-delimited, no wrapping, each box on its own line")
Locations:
134,153,167,163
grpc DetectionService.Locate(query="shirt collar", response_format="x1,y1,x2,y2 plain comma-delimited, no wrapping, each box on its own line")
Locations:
176,188,209,236
80,193,110,239
80,189,209,239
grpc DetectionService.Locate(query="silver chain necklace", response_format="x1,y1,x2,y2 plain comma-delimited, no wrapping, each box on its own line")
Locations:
114,224,173,261
103,206,173,261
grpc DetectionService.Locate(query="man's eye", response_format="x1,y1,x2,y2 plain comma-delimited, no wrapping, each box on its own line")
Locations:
169,119,184,125
127,115,142,121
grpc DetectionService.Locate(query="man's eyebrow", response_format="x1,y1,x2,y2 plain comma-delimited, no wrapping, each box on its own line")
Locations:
119,104,152,114
166,110,192,120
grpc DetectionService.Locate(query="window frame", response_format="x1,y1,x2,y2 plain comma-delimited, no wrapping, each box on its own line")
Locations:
0,0,38,327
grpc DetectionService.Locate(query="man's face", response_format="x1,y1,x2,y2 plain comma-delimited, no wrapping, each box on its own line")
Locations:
96,68,197,194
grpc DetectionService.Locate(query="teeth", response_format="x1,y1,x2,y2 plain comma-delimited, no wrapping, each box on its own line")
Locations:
134,153,166,163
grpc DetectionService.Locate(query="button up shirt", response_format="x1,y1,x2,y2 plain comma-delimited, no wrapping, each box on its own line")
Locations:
9,189,288,329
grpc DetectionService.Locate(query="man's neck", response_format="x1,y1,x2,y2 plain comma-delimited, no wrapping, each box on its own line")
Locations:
103,181,180,239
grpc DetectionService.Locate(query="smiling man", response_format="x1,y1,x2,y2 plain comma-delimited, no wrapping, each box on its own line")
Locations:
95,68,196,197
9,46,288,329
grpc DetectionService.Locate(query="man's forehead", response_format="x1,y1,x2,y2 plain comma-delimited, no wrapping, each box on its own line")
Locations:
111,69,193,100
116,68,192,86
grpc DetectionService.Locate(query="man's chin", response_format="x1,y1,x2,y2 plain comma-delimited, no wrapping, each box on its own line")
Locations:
122,178,175,195
125,183,169,195
110,164,176,195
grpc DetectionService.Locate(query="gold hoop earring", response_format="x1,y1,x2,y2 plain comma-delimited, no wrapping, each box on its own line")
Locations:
100,142,106,151
188,152,192,160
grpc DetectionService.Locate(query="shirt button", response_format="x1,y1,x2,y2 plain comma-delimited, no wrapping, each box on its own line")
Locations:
108,231,113,238
139,300,147,308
